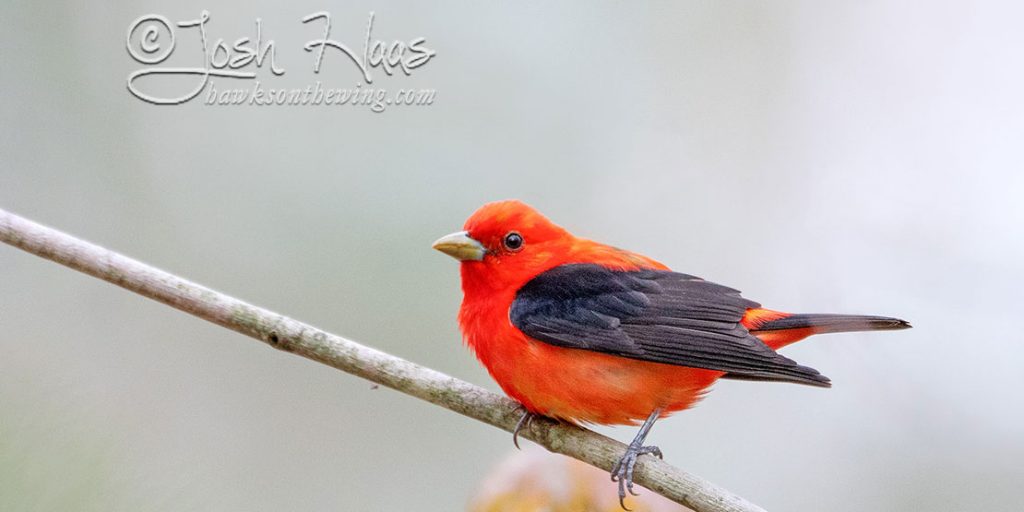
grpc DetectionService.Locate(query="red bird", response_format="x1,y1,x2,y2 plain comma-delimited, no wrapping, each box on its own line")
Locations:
433,200,909,507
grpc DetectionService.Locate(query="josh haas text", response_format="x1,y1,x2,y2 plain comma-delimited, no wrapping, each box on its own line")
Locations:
126,11,436,110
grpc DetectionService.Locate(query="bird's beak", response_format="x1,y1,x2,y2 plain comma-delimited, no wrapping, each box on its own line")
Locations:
432,231,486,261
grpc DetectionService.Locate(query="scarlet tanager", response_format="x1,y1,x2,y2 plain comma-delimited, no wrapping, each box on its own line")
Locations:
433,200,910,507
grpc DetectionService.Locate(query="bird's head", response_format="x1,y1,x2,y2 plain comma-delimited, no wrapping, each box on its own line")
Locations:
433,200,573,293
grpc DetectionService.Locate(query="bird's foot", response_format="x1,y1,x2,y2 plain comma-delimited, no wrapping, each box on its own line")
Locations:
610,442,663,510
511,410,536,449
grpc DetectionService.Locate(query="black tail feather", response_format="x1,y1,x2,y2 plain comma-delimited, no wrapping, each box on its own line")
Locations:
751,314,912,334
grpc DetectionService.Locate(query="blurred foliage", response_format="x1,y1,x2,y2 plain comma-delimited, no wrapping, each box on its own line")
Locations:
470,448,689,512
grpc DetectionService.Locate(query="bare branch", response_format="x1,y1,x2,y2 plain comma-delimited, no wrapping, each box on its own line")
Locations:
0,207,766,512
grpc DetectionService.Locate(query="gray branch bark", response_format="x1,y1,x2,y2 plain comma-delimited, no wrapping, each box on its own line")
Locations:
0,207,766,512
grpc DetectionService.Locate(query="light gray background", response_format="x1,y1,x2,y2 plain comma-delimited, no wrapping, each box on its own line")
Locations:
2,1,1022,511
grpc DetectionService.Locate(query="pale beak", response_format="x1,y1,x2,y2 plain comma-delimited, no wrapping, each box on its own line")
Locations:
432,231,486,261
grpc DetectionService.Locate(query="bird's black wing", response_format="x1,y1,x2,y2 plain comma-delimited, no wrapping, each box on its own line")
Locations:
509,263,831,387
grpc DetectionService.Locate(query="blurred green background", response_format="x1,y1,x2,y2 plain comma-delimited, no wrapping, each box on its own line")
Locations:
2,1,1022,511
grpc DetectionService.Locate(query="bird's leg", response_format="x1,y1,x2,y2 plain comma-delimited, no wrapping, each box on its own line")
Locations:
610,408,664,510
511,410,535,449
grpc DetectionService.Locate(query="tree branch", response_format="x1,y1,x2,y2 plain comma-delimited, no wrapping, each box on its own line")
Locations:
0,207,766,512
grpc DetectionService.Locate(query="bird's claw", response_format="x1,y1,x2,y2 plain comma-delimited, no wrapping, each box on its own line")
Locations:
610,443,662,510
511,411,535,449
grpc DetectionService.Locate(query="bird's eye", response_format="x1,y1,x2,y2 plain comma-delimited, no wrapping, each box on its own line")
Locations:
503,231,524,251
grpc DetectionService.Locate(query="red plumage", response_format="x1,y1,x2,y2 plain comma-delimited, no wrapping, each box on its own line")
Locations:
436,200,909,427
